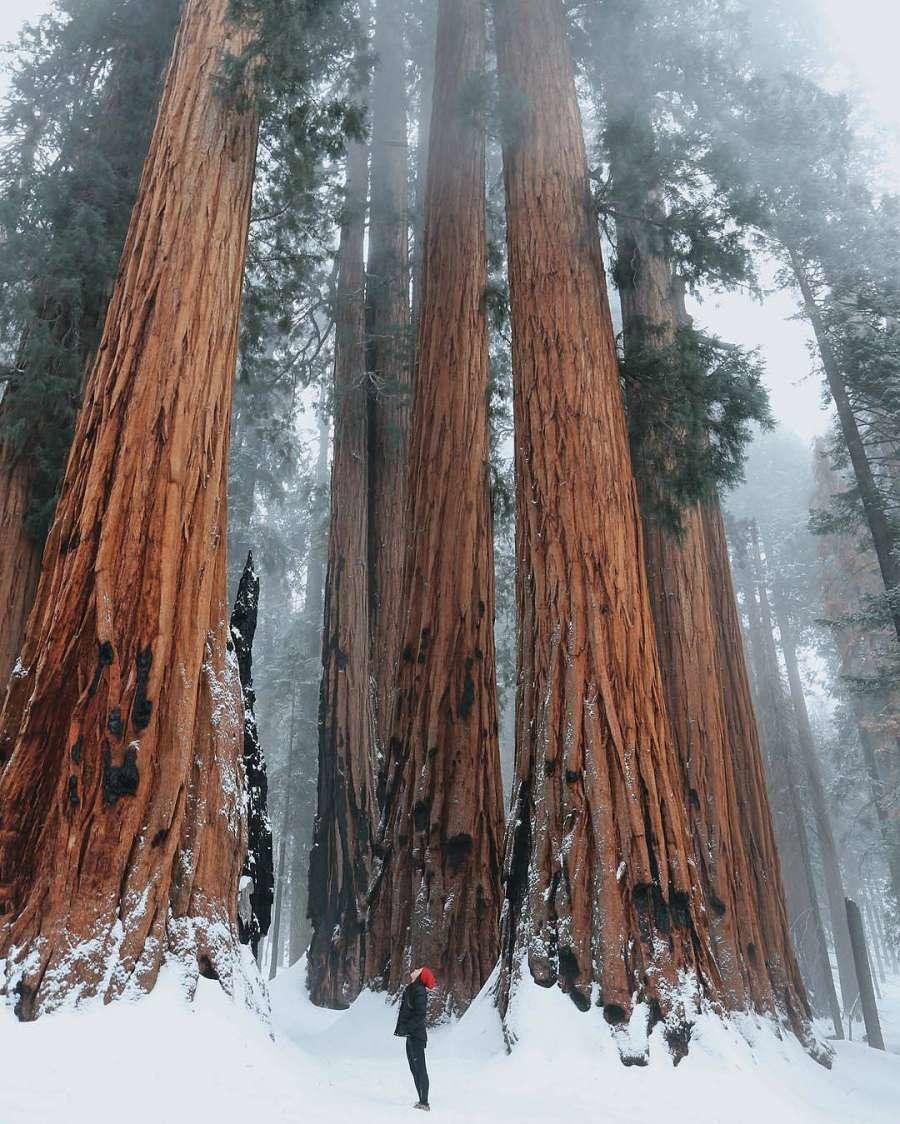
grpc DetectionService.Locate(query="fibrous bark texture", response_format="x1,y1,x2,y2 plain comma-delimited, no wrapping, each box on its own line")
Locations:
367,0,412,774
231,552,274,958
306,56,376,1008
733,523,841,1038
0,0,258,1020
610,162,815,1043
493,0,720,1057
367,0,505,1016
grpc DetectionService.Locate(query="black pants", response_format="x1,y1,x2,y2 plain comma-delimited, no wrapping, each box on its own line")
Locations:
405,1037,429,1105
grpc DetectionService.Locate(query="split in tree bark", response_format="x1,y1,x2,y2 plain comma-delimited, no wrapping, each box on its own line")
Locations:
231,551,274,958
366,0,505,1017
0,0,259,1019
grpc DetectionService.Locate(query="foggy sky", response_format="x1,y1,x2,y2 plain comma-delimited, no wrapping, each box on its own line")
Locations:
2,0,899,446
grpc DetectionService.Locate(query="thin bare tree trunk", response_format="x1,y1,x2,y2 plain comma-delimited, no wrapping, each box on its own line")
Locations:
846,898,886,1050
367,0,505,1016
0,0,258,1019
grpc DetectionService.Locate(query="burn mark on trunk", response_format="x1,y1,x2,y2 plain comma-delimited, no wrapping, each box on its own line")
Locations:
102,744,139,805
131,646,153,730
446,832,473,871
458,669,475,720
66,776,79,808
108,708,124,738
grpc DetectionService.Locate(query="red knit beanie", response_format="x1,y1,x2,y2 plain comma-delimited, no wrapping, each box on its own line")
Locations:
419,967,436,989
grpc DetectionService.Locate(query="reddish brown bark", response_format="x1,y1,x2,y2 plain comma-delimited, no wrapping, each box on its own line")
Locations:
367,0,412,771
366,0,505,1016
607,151,816,1041
493,0,721,1057
732,523,841,1037
0,0,257,1019
0,441,40,692
306,24,376,1007
702,503,817,1040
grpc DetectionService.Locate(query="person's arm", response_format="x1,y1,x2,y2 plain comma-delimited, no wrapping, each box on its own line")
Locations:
414,983,427,1026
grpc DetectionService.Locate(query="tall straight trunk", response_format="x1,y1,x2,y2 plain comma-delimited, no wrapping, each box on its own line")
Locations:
702,504,813,1031
366,0,505,1016
492,0,723,1058
737,527,843,1036
789,251,900,645
268,826,289,981
306,11,376,1007
0,443,40,690
0,0,258,1019
367,0,412,774
772,586,859,1015
609,157,809,1027
288,414,330,965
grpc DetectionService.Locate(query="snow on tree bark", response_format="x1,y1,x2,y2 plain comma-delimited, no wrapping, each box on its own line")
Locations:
492,0,723,1061
306,10,377,1007
609,169,817,1045
0,0,258,1019
366,0,505,1016
230,551,274,958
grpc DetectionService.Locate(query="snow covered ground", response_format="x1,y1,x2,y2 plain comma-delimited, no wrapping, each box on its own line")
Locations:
0,959,899,1122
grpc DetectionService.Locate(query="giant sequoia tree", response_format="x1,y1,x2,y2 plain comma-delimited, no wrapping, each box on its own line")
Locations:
493,0,721,1053
307,3,377,1009
367,0,505,1015
0,0,258,1018
591,13,811,1031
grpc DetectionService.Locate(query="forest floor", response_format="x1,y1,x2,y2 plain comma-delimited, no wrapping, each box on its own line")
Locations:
0,957,898,1122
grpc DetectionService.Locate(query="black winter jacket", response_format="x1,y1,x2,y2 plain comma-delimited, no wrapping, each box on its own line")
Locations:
394,978,428,1043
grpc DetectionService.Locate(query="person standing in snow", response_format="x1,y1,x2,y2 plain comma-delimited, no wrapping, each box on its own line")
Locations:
394,966,436,1111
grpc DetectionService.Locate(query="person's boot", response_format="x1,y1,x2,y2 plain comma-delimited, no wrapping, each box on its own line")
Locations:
414,1103,430,1112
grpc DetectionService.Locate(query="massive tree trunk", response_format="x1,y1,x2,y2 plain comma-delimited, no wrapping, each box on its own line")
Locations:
790,251,900,645
610,174,813,1030
772,586,859,1017
366,0,505,1016
367,0,412,775
702,504,813,1032
0,0,258,1019
0,442,40,691
306,17,377,1006
231,552,274,959
492,0,723,1059
734,525,843,1035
